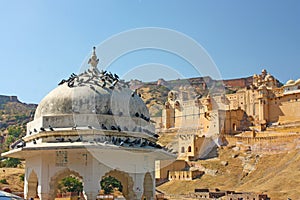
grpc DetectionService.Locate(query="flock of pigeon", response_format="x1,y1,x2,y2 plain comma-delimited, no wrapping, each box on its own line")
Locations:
11,127,162,151
58,68,128,91
27,120,157,136
11,122,160,149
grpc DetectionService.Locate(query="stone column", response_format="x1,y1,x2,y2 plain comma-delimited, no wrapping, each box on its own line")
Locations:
37,154,53,200
82,154,106,200
130,173,144,200
38,193,50,200
83,191,98,200
24,172,29,200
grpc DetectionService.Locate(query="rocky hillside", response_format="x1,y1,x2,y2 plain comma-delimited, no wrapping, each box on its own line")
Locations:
1,147,299,199
0,95,36,152
0,95,36,129
157,147,300,200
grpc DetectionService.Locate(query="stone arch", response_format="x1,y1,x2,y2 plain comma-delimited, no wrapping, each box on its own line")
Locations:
27,170,38,199
142,172,153,200
101,169,136,200
49,168,83,200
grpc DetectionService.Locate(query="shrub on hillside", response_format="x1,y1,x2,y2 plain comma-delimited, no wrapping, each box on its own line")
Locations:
1,158,21,168
0,178,8,184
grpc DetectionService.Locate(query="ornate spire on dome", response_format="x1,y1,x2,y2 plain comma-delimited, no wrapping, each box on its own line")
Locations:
88,46,99,68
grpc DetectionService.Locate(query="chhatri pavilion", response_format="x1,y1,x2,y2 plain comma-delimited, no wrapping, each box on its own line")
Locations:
2,47,174,200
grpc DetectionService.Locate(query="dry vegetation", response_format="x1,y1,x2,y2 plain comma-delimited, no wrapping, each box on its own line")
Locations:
158,147,300,200
0,167,24,192
3,148,300,199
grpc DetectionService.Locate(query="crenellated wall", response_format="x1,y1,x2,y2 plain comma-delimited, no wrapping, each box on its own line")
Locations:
225,134,300,153
168,170,204,180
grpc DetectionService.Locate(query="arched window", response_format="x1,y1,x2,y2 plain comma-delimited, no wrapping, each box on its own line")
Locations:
181,147,185,153
188,146,192,152
233,123,237,131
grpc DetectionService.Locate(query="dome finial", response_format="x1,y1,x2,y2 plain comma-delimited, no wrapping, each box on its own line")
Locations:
88,46,99,69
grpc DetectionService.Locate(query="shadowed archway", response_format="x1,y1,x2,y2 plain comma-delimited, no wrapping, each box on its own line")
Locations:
143,172,153,200
49,168,83,200
101,169,136,200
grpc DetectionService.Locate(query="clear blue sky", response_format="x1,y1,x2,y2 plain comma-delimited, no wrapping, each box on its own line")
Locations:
0,0,299,103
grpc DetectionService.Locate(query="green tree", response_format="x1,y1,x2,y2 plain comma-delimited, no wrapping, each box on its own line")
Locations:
2,158,21,167
4,135,15,150
58,176,83,194
19,174,25,182
100,176,123,194
0,179,8,184
8,126,22,138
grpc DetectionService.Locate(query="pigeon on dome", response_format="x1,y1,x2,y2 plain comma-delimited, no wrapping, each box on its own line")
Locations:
57,47,125,90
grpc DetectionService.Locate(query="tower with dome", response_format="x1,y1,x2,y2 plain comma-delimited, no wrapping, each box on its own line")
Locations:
2,47,174,200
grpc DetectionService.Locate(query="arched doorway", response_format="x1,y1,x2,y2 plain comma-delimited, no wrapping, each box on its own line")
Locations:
100,176,123,197
49,168,83,200
142,172,153,200
100,169,136,200
233,123,237,131
57,175,83,198
27,170,38,199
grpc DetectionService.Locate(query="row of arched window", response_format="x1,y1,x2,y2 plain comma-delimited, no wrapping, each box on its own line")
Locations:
181,146,192,153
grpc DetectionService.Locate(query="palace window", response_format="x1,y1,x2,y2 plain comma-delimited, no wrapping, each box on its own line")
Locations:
181,147,185,153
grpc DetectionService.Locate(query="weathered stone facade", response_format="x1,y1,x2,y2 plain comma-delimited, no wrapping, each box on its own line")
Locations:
160,69,300,161
168,170,204,181
155,160,186,182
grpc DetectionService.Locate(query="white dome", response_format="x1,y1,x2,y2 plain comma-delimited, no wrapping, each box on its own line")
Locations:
286,79,295,85
29,47,154,138
35,71,149,120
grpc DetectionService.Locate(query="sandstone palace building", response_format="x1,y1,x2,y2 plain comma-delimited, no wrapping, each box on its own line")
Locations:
159,69,300,160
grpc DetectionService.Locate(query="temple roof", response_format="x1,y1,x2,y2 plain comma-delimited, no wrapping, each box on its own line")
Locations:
35,47,148,120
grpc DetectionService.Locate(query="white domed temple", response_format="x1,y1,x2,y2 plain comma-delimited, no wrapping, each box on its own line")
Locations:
2,47,174,200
